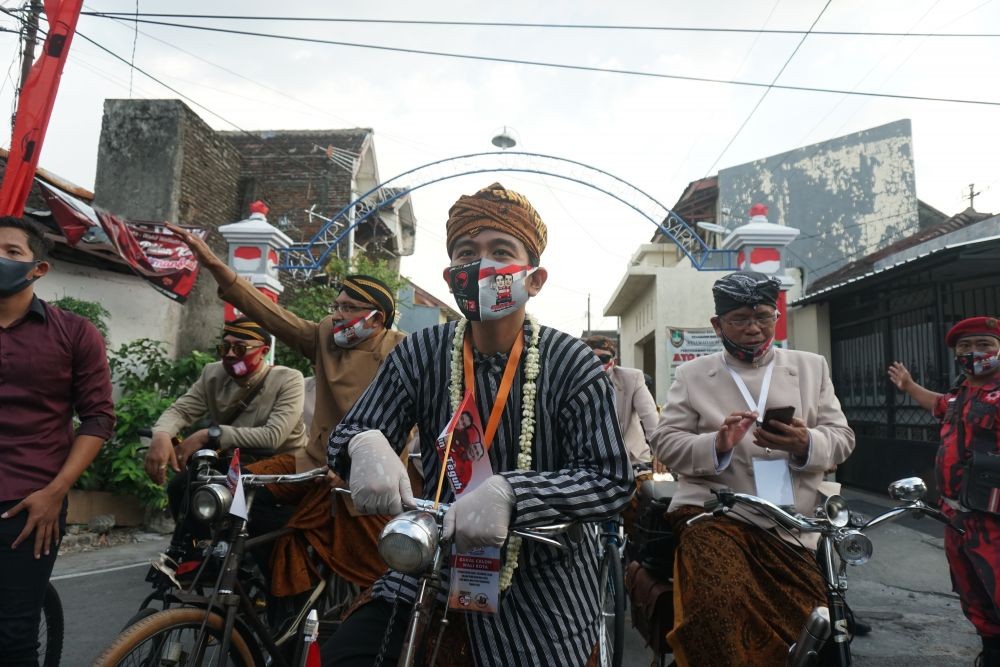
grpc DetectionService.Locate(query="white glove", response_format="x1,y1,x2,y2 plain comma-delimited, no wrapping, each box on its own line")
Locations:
442,475,516,553
347,430,414,515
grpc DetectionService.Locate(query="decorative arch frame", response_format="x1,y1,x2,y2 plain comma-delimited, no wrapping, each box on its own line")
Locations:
276,151,737,279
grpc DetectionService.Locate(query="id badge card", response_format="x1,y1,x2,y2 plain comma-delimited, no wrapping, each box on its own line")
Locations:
447,545,502,614
434,390,501,613
752,457,795,506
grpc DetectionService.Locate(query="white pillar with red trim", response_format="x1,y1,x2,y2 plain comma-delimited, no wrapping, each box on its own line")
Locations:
217,200,291,322
720,203,800,347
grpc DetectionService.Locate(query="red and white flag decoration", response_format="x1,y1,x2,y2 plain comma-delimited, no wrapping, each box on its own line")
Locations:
226,448,248,520
736,247,782,274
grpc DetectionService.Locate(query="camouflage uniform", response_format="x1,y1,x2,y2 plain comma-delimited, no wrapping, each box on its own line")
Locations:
934,378,1000,637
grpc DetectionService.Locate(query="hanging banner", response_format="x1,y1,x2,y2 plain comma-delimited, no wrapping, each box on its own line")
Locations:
40,183,205,302
0,0,84,216
667,326,723,383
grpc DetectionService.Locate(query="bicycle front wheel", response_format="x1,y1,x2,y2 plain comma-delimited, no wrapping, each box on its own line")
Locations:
39,582,64,667
92,607,260,667
598,546,625,667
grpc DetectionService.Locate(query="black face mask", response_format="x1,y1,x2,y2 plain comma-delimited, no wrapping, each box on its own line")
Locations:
720,330,773,363
0,257,40,297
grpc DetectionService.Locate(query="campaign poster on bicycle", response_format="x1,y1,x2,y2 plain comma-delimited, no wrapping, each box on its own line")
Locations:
434,391,502,613
667,326,723,385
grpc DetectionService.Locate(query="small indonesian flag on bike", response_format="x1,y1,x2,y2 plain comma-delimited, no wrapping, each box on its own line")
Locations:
226,448,248,520
299,609,321,667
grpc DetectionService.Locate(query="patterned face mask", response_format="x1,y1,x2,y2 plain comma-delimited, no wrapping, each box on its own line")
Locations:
956,350,1000,377
332,310,379,348
446,258,536,322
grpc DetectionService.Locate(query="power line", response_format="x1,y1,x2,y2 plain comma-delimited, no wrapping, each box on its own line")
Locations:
0,6,253,133
763,0,963,179
81,12,1000,38
702,0,832,177
77,16,1000,108
663,0,783,192
86,7,440,156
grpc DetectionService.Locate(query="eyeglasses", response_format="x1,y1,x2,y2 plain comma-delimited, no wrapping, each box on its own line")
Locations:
722,311,781,328
596,353,614,364
328,302,376,316
217,342,266,358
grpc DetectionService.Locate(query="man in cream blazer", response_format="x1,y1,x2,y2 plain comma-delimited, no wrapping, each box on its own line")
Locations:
584,335,659,467
650,271,855,667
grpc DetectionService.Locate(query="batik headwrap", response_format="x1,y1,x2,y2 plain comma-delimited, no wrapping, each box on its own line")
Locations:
223,317,268,342
445,182,548,260
340,274,396,328
712,272,781,362
712,271,781,316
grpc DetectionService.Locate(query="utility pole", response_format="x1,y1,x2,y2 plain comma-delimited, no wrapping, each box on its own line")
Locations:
18,1,42,92
966,183,981,210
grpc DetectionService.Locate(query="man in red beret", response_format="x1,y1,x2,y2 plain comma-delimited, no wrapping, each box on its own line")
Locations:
889,316,1000,666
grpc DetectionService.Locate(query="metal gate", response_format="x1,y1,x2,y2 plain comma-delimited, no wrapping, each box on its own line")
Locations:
830,271,1000,497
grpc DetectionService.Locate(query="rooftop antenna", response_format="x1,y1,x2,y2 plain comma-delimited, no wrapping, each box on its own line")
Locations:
966,183,981,210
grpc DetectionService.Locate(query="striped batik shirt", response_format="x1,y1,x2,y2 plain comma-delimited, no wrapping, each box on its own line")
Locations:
328,319,633,666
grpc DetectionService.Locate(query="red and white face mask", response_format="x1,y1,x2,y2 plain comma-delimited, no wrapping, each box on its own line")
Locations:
222,347,267,378
332,310,379,348
445,258,536,322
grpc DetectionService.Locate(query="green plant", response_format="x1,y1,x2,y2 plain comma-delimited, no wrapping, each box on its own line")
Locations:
75,339,212,508
323,253,408,296
51,296,111,342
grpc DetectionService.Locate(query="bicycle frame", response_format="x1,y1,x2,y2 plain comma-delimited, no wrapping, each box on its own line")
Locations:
687,481,956,667
361,492,576,667
166,463,333,667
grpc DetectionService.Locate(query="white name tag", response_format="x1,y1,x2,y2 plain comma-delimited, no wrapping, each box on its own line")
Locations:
752,457,795,506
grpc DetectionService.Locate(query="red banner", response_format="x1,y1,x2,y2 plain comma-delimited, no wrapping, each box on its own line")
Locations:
0,0,84,216
41,184,205,302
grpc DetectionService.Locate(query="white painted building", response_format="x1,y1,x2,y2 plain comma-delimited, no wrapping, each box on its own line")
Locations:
606,120,919,405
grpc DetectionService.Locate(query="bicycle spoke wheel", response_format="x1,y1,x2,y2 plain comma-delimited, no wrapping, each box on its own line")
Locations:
598,547,625,667
39,583,64,667
92,608,259,667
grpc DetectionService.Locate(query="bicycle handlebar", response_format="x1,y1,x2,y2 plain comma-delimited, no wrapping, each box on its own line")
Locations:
330,487,575,549
197,467,328,487
690,488,956,535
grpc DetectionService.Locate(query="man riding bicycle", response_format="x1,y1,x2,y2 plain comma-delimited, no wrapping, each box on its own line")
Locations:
143,317,307,574
324,183,633,666
650,271,855,666
167,221,411,600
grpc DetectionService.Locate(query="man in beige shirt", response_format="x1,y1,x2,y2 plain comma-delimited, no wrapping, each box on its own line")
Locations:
144,318,307,561
145,318,307,477
651,271,855,667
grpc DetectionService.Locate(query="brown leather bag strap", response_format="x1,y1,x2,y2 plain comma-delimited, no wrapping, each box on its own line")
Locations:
218,366,271,426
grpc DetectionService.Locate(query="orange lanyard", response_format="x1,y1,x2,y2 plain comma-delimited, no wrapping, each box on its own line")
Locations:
462,328,524,452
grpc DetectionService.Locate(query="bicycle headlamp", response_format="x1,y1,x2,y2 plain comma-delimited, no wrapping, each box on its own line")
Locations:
378,510,438,575
192,483,232,523
835,530,874,566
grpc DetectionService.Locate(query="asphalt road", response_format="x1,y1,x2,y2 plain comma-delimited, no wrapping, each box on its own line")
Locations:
50,487,979,666
50,539,652,666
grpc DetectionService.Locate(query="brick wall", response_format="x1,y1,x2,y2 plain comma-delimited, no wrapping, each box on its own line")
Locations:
222,130,369,242
177,107,242,230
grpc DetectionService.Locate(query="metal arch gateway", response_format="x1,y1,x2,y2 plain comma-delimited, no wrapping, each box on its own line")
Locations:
276,151,738,279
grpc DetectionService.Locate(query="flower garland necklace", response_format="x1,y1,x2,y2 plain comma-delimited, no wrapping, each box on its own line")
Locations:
449,314,540,590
